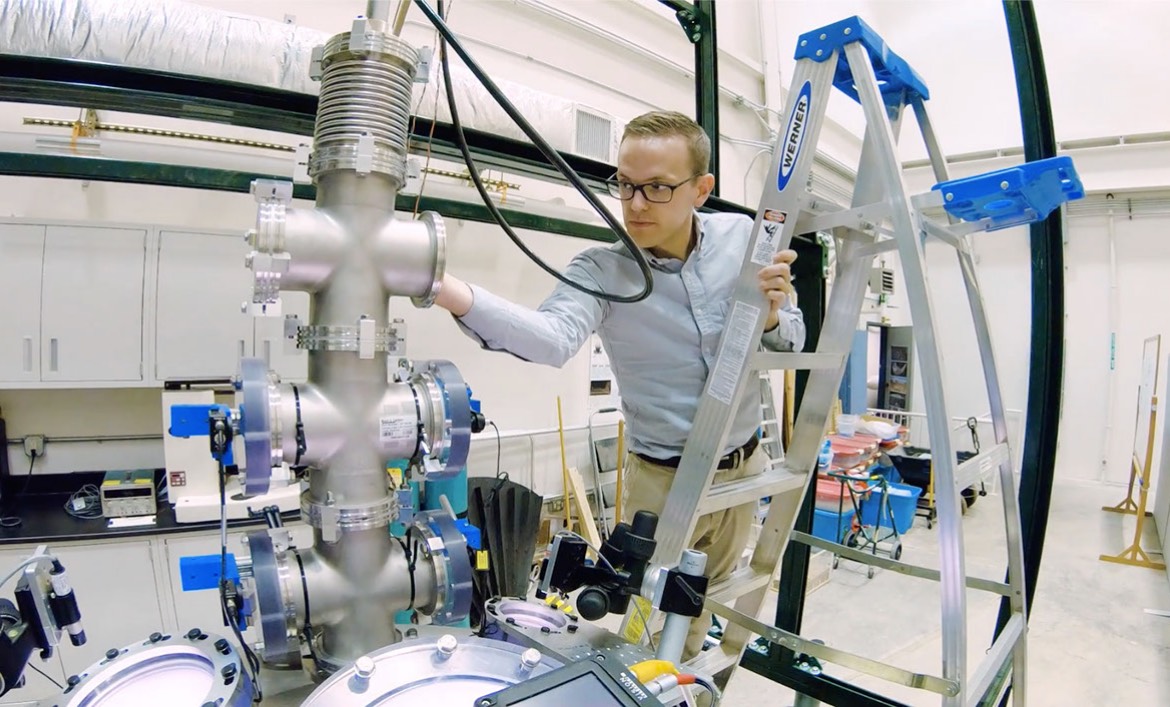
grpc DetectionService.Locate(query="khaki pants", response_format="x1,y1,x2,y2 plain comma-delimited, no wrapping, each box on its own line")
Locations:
621,447,767,661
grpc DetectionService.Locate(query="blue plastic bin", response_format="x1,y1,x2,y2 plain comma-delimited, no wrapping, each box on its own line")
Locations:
812,507,856,544
859,481,922,535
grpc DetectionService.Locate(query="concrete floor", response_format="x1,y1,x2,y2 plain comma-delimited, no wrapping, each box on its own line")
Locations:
719,479,1170,706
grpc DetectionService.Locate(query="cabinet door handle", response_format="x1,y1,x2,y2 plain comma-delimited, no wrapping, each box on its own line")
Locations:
263,339,272,365
22,337,32,372
49,337,58,372
239,339,246,359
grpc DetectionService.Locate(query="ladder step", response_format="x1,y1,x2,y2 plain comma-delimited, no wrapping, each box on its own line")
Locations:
954,442,1010,491
705,566,772,606
699,466,806,516
684,644,740,677
933,155,1083,231
753,352,845,371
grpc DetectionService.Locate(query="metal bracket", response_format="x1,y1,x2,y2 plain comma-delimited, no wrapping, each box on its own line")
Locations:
295,319,406,356
309,45,325,81
672,6,702,43
415,46,434,83
355,132,375,175
349,18,371,53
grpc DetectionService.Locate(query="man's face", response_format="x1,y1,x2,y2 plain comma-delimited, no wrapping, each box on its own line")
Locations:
615,135,712,252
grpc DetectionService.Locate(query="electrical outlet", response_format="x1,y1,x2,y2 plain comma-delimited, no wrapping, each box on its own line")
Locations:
23,435,45,458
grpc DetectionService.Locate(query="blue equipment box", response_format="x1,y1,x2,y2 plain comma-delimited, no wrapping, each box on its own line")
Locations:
860,481,922,535
812,507,856,544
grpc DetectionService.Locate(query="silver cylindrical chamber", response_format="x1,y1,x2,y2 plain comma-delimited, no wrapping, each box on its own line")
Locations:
374,211,446,306
310,27,419,184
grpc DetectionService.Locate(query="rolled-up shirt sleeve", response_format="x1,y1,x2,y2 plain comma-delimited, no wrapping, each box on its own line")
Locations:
454,254,607,368
761,303,806,352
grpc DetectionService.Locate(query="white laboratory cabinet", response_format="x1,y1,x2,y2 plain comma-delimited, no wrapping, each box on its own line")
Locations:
40,226,147,383
154,230,254,380
0,218,312,389
0,224,46,384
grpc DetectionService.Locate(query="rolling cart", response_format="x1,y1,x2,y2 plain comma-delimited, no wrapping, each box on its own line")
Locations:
827,469,904,578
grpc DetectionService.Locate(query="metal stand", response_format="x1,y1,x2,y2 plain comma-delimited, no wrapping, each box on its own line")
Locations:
618,15,1084,706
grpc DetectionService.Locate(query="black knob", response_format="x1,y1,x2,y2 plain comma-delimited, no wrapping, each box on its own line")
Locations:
105,649,118,661
186,628,201,640
149,632,163,643
631,510,658,539
67,675,81,687
215,639,231,655
221,664,237,678
577,587,609,621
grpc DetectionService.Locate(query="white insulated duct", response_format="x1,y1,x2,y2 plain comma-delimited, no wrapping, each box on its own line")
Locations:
0,0,617,162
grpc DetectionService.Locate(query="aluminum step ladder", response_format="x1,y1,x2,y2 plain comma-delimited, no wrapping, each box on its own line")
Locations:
758,372,786,464
619,15,1083,706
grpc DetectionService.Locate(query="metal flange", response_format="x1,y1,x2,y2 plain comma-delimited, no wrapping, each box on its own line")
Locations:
236,358,282,496
411,359,472,479
243,529,301,668
410,511,472,625
301,493,398,543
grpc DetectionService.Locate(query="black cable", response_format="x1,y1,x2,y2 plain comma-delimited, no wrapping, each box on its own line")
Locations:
395,535,418,611
291,549,320,666
488,420,502,479
217,458,263,703
26,662,63,689
416,0,654,304
0,452,34,528
291,383,307,468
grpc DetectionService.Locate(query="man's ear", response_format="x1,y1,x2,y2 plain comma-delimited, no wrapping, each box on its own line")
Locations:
693,173,716,208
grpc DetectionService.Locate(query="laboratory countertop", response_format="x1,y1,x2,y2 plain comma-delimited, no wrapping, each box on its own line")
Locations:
0,470,298,546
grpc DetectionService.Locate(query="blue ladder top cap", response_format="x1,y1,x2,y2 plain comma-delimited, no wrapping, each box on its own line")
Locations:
932,156,1085,232
795,16,930,104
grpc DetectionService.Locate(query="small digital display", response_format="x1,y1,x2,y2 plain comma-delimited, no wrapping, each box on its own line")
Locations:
104,487,154,499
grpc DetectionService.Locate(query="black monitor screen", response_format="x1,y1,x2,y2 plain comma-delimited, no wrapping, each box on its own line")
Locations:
503,672,626,707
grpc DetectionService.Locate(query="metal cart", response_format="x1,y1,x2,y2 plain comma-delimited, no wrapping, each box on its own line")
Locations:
826,469,904,578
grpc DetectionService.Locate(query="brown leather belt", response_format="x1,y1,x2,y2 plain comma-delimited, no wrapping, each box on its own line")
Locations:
636,435,759,471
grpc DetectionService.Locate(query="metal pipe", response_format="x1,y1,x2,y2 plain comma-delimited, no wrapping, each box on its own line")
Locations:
391,0,411,36
366,0,392,24
1101,205,1118,480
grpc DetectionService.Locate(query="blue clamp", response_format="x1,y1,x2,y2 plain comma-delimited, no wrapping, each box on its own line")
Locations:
794,16,930,104
179,553,240,591
430,518,482,551
169,404,236,465
932,156,1085,231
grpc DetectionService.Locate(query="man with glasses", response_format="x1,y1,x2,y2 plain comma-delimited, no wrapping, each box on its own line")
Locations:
435,110,805,659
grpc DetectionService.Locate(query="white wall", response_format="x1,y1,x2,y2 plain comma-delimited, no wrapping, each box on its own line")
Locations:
0,0,787,495
773,0,1170,492
5,0,1169,500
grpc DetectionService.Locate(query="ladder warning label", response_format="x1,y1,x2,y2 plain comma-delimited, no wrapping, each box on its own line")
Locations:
708,301,760,405
379,415,416,444
751,220,783,266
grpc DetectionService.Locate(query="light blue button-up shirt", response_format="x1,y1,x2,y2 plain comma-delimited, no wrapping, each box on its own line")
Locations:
455,211,806,459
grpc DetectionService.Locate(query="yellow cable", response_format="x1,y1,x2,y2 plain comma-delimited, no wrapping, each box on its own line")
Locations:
629,659,678,684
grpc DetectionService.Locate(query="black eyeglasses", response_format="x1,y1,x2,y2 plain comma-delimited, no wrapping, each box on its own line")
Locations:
606,173,701,204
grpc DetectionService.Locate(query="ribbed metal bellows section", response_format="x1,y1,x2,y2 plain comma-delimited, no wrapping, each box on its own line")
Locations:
310,30,419,184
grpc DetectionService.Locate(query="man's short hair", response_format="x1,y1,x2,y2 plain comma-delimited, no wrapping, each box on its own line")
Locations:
621,111,711,176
